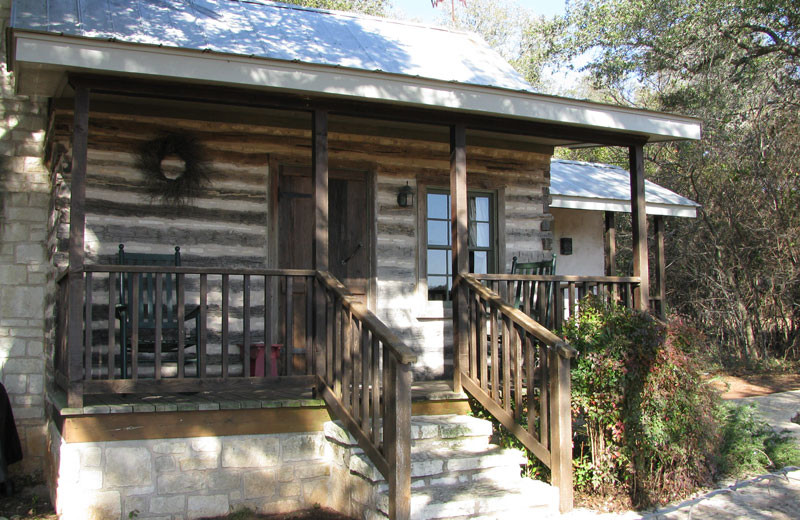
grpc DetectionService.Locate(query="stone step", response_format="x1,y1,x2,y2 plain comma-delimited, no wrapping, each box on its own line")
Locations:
376,478,559,520
349,444,526,483
324,414,494,452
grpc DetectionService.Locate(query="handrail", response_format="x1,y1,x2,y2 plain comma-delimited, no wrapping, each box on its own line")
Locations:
460,275,577,359
82,264,317,277
473,273,641,283
459,273,575,513
316,271,417,364
315,270,413,520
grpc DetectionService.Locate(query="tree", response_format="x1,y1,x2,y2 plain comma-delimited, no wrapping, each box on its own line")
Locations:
436,0,564,90
288,0,392,16
549,0,800,364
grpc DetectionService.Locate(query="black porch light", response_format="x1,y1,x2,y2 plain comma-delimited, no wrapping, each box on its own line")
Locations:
397,182,414,208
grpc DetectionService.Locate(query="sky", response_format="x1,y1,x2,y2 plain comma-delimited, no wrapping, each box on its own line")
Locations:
392,0,567,24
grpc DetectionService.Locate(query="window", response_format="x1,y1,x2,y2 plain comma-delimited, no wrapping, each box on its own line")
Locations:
426,190,495,300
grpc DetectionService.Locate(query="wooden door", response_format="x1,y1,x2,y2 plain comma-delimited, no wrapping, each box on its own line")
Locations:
278,166,313,374
277,166,372,373
328,173,370,305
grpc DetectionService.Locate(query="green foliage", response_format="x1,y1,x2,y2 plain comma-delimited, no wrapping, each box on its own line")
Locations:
286,0,391,16
716,402,800,478
564,297,720,507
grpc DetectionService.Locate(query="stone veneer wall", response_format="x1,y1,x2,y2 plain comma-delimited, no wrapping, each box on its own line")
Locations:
49,424,333,520
0,0,50,475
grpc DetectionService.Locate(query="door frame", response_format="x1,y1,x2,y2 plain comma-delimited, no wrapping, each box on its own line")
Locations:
268,157,377,311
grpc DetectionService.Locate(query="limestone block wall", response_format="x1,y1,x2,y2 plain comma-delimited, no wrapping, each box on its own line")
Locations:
49,424,332,520
0,0,50,475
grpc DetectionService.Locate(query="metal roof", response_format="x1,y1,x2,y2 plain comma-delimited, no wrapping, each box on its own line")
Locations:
10,0,532,92
550,159,700,218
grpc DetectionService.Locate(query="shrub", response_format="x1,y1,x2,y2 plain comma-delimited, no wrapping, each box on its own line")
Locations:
564,296,719,507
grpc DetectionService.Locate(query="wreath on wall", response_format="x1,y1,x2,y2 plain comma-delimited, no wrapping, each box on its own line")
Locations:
136,133,212,206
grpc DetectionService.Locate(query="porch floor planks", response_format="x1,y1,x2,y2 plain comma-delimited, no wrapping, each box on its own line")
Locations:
52,379,468,417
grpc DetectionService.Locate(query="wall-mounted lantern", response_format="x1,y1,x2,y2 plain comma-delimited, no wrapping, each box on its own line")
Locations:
397,182,414,208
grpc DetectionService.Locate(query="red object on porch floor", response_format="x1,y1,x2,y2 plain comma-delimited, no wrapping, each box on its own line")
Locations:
238,343,283,377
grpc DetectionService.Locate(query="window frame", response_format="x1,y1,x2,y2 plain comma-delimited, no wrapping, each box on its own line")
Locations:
416,183,505,309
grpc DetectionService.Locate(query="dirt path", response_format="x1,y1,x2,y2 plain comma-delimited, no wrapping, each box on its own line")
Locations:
711,373,800,399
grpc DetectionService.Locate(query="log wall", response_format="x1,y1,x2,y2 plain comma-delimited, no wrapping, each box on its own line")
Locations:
52,100,553,378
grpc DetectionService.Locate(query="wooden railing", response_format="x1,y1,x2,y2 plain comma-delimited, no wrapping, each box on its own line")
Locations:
54,265,416,520
458,274,579,513
315,272,416,520
474,274,641,330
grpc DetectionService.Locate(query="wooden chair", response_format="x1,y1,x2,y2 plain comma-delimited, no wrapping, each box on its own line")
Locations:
116,244,199,378
511,254,557,328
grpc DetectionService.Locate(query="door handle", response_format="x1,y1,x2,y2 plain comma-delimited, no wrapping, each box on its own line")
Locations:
341,242,363,265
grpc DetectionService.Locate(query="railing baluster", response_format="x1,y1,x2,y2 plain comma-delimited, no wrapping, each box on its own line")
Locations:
469,293,478,379
539,342,549,450
265,275,273,377
502,314,511,414
525,333,536,440
512,325,522,422
221,274,229,379
333,298,343,397
107,272,116,380
84,272,93,380
351,318,361,419
326,292,334,385
177,273,185,379
199,273,207,378
371,335,381,446
361,325,370,432
478,297,488,392
342,310,352,411
568,282,576,320
154,273,162,380
131,273,139,381
285,276,294,376
490,307,499,401
243,275,251,378
306,276,314,375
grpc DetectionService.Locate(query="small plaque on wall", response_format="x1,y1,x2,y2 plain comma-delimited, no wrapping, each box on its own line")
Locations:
560,237,573,255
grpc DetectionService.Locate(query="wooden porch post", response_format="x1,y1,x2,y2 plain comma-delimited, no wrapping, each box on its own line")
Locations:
629,144,650,311
604,211,616,276
654,215,666,317
312,110,329,377
67,84,90,408
450,125,468,393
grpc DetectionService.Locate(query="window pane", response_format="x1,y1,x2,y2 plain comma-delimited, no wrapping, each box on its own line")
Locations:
428,276,449,300
472,251,488,274
474,222,490,248
427,193,449,220
427,249,448,276
474,196,490,221
427,220,449,246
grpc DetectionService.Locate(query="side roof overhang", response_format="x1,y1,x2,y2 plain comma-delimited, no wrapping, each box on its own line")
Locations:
550,159,700,218
6,1,701,146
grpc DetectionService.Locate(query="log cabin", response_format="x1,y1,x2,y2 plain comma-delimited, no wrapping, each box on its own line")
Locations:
3,1,701,518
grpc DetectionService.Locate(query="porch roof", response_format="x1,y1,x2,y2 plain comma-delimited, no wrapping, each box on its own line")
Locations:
550,159,700,218
7,0,701,145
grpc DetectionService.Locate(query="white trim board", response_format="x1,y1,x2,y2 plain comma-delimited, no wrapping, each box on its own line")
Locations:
11,31,701,143
550,195,698,218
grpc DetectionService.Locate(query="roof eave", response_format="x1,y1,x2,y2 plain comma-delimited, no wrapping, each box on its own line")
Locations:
9,30,702,143
550,195,698,218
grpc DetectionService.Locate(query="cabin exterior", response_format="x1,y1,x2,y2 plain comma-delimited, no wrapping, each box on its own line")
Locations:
1,1,701,519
